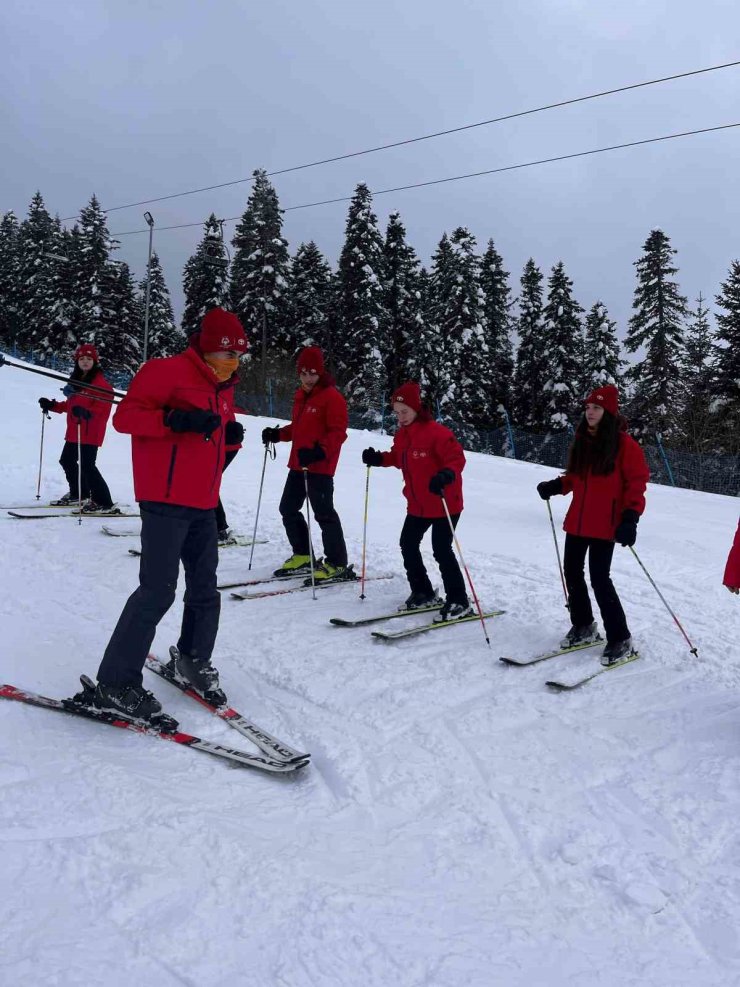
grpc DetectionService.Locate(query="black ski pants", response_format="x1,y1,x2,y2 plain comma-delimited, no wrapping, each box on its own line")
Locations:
400,513,467,605
215,448,239,533
59,440,113,507
563,533,630,644
97,501,220,688
279,469,347,566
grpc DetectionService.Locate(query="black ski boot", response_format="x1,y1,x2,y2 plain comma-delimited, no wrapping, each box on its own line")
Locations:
398,591,443,612
559,621,601,649
169,646,227,706
600,637,635,667
92,679,173,727
433,600,475,623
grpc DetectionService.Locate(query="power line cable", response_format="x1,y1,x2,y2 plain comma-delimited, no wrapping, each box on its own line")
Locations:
62,58,740,221
109,121,740,237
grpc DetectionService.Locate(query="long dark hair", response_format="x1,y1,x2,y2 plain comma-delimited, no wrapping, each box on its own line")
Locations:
566,411,626,476
66,359,101,395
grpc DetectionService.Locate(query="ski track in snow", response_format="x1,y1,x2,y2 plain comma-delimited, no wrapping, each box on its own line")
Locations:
1,358,739,986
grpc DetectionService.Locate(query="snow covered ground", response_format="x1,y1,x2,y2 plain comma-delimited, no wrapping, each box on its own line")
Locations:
1,358,739,987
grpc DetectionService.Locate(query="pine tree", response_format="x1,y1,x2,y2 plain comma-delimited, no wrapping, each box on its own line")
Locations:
181,215,230,336
287,241,333,357
541,262,583,430
74,195,121,362
0,211,21,349
677,293,717,453
480,239,514,420
448,227,490,425
406,267,433,391
230,171,290,369
15,192,61,357
336,183,386,416
381,211,424,390
105,262,142,374
582,302,622,393
624,229,688,439
141,252,182,359
420,234,457,415
713,260,740,452
512,259,547,426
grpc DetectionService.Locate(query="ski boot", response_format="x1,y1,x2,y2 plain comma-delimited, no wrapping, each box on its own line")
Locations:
559,621,601,649
218,527,238,546
398,591,443,612
273,554,313,578
600,637,635,667
433,600,475,623
169,645,227,707
91,678,175,728
81,501,119,515
306,561,357,585
50,492,75,507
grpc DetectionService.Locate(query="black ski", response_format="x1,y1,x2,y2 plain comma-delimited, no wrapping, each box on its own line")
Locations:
546,651,640,690
499,639,603,667
9,510,140,519
231,573,394,600
330,604,442,628
371,609,506,641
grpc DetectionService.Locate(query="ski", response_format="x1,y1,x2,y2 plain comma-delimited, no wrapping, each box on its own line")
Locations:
9,510,140,519
371,609,506,641
101,525,140,537
546,651,641,690
217,573,307,590
499,639,604,667
128,538,268,558
231,573,394,600
329,604,442,628
0,682,309,773
145,654,310,764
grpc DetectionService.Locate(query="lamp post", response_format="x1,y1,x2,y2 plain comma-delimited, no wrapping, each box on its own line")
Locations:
142,211,155,363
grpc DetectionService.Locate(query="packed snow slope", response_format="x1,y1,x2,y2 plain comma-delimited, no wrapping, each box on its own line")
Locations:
1,359,739,987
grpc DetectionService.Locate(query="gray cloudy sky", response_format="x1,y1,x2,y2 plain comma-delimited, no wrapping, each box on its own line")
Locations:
2,0,740,335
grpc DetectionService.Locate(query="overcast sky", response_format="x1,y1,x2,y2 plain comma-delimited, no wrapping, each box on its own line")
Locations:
2,0,739,337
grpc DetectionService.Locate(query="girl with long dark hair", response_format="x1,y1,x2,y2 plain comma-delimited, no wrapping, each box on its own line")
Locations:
536,385,649,665
38,343,117,513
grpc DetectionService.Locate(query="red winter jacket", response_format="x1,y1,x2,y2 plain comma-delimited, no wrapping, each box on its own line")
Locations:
278,378,347,476
113,347,236,509
51,371,113,447
724,520,740,589
379,418,465,518
558,432,649,540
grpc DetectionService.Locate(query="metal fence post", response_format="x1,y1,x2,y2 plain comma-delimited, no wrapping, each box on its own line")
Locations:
655,433,676,487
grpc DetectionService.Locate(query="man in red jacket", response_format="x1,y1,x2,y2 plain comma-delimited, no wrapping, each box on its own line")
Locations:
724,520,740,595
261,346,352,582
94,308,248,725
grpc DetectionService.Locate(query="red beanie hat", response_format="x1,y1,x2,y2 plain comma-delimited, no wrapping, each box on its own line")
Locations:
199,308,249,354
296,346,324,375
391,381,422,413
75,343,99,362
584,384,619,417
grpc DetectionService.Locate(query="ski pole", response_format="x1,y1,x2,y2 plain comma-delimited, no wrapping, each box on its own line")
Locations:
302,468,317,601
359,466,370,600
36,409,50,500
546,500,569,608
440,493,490,648
248,442,274,571
76,422,83,526
628,546,698,656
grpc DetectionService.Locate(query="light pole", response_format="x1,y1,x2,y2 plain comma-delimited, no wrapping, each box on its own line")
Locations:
142,211,155,363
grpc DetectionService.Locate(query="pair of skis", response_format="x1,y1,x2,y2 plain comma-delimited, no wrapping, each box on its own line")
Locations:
229,572,395,600
500,640,640,689
0,656,310,775
330,605,507,640
8,508,139,519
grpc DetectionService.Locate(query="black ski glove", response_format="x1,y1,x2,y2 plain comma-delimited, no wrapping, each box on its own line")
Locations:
615,509,639,547
537,478,563,500
72,406,92,421
224,420,245,445
261,425,281,446
362,447,384,467
429,468,455,495
297,443,326,468
39,398,56,413
166,408,221,437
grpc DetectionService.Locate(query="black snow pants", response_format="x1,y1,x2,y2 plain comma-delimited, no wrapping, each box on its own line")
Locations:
97,501,220,687
563,533,630,644
59,441,113,507
279,469,348,566
399,513,467,605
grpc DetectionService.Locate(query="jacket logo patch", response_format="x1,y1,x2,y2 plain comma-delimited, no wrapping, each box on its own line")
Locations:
411,450,428,459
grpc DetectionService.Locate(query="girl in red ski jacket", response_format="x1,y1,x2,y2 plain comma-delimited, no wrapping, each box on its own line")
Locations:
261,347,351,581
38,343,116,511
362,381,471,622
537,384,649,664
724,521,740,594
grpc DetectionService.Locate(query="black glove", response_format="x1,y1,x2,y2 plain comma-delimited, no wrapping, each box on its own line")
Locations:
362,447,384,467
537,478,563,500
261,425,281,446
429,468,455,495
166,408,221,436
72,406,92,421
297,443,326,469
224,420,245,445
39,398,56,413
615,509,639,547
